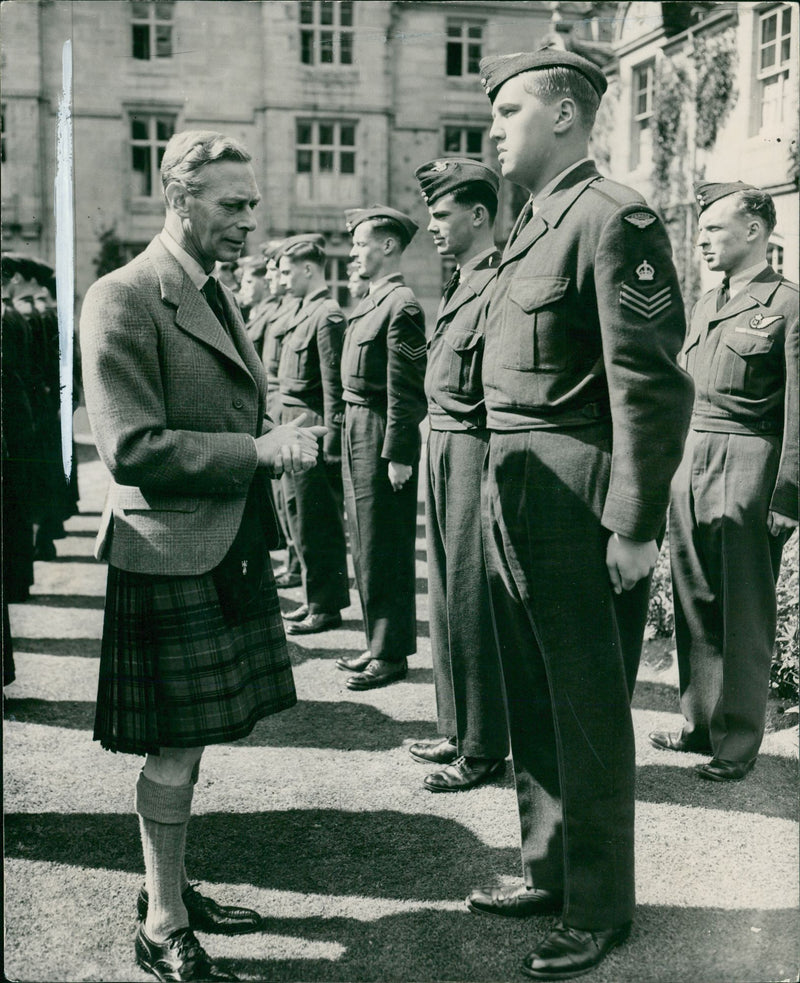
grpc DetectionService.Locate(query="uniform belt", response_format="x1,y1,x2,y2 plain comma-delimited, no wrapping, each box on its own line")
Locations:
343,389,375,406
488,398,611,430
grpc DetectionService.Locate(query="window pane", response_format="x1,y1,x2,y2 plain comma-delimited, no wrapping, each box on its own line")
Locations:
156,117,174,141
300,1,314,25
297,121,313,145
761,43,776,70
132,145,151,194
320,1,334,25
340,123,355,145
301,31,314,65
340,1,353,27
320,30,334,63
761,13,777,45
467,43,482,73
340,32,353,64
446,42,462,76
466,130,483,155
319,149,334,171
782,6,791,35
131,118,148,140
131,1,149,20
468,25,483,39
155,2,173,20
297,149,313,173
447,23,461,38
155,25,172,57
444,127,461,153
781,37,791,63
319,122,334,146
340,151,355,174
132,24,150,60
156,145,167,170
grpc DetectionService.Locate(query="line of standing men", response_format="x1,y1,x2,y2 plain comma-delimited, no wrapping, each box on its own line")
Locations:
78,42,796,983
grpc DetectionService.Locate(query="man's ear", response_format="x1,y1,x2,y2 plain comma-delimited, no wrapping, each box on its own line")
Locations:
553,97,577,134
165,181,190,217
745,219,763,243
473,203,489,228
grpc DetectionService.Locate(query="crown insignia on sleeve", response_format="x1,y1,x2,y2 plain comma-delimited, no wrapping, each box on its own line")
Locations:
636,259,655,281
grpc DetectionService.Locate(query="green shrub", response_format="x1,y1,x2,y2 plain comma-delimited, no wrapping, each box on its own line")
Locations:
646,530,799,701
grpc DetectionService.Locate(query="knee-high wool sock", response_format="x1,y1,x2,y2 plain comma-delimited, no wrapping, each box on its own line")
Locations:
135,771,194,941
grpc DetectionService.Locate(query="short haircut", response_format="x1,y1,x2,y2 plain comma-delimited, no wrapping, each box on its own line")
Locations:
732,189,777,235
160,130,251,196
362,218,411,251
283,242,326,266
450,183,499,224
520,66,600,129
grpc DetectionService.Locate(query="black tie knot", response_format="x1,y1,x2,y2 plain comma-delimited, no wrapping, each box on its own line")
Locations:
443,268,461,303
716,276,730,312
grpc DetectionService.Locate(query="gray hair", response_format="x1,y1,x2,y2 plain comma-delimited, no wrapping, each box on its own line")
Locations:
160,130,251,196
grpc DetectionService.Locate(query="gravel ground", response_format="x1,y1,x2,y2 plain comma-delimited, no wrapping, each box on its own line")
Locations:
4,444,798,983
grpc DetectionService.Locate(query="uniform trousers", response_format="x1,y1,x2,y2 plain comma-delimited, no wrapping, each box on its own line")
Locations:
669,429,789,763
343,403,418,662
281,404,349,614
482,424,635,930
426,428,508,758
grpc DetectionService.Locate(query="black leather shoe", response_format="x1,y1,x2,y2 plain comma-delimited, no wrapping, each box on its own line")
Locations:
695,757,755,782
648,730,712,754
286,611,342,635
336,650,373,672
466,883,563,918
409,736,458,764
424,756,506,792
274,571,302,589
282,604,309,622
134,925,237,981
521,921,631,979
346,658,407,690
137,884,262,934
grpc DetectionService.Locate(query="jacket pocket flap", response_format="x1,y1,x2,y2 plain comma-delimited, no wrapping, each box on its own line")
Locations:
445,328,481,353
725,331,773,357
509,276,570,313
114,485,199,512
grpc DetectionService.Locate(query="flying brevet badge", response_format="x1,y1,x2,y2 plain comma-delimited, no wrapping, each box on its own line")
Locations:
624,211,657,229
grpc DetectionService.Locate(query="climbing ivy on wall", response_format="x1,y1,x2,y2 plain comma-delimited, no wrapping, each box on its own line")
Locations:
693,28,738,151
651,59,689,211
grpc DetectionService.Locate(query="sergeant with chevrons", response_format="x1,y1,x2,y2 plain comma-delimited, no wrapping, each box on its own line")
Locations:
465,49,694,980
335,206,427,690
277,234,350,634
408,157,509,792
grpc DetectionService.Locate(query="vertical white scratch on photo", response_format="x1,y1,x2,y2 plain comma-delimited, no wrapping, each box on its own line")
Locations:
56,39,74,482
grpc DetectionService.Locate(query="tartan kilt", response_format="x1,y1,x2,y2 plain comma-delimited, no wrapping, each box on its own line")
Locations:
94,563,296,755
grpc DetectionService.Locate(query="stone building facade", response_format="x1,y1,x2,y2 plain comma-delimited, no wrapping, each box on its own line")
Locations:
2,1,796,317
1,0,552,318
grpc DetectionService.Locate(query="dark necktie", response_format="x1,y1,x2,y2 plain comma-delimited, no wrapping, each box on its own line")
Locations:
442,268,461,304
716,276,730,312
202,275,227,329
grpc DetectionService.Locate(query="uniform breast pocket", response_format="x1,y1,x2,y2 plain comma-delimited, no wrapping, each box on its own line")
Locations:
444,328,482,395
287,327,315,379
680,332,702,376
353,322,384,379
715,331,774,397
501,276,570,371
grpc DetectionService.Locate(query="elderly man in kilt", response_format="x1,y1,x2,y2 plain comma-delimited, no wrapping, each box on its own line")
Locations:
80,130,325,983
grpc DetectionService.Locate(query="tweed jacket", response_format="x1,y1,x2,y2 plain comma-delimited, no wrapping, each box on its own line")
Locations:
482,159,694,541
80,236,277,576
682,266,798,520
425,249,500,431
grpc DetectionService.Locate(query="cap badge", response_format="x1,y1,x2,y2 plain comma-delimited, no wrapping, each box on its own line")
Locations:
480,77,489,90
636,259,655,282
432,160,448,172
695,192,706,205
624,212,657,229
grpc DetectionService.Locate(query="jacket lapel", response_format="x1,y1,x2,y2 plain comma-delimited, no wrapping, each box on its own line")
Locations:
501,162,601,268
710,268,782,325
